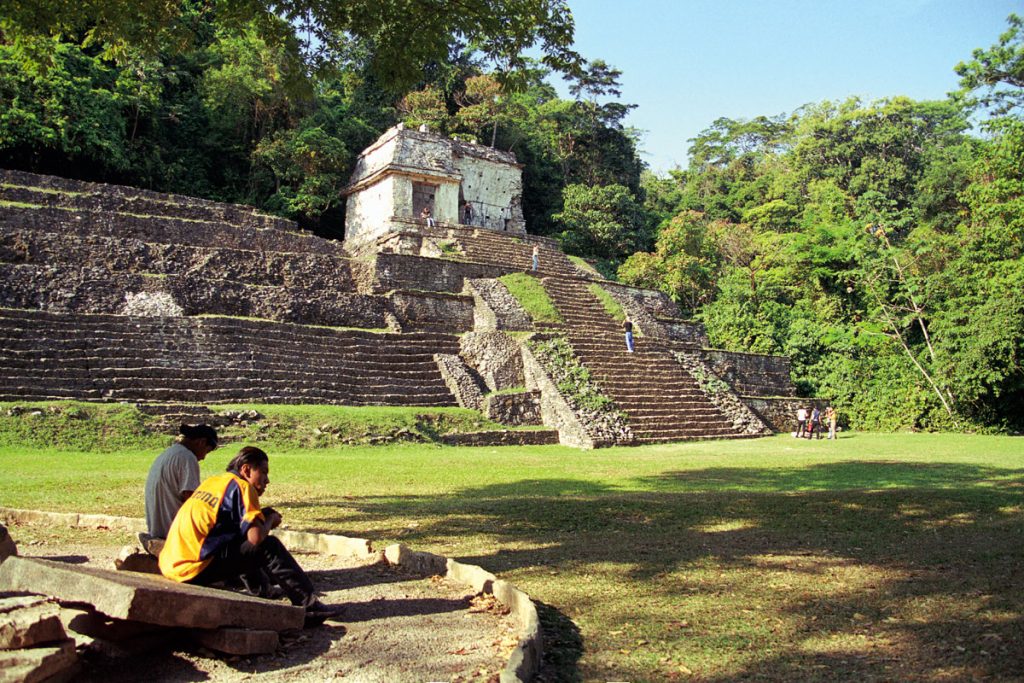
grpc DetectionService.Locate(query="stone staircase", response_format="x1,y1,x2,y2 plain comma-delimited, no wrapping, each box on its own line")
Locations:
541,277,759,443
0,309,459,406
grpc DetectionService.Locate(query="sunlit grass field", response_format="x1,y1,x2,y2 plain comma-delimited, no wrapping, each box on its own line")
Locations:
2,430,1022,681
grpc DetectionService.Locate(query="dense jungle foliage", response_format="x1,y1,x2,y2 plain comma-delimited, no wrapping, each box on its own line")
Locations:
0,5,1020,432
622,16,1024,433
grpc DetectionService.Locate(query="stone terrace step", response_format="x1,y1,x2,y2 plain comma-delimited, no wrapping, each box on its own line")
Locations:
0,204,341,256
0,230,357,290
0,309,460,407
0,169,295,232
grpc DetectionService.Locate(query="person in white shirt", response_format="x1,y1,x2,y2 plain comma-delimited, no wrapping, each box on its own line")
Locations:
144,424,218,539
796,407,808,438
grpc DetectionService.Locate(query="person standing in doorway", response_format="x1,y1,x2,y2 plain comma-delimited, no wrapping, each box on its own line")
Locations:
623,319,635,352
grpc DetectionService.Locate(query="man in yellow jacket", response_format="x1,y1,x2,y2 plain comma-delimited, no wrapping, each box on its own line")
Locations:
159,446,338,624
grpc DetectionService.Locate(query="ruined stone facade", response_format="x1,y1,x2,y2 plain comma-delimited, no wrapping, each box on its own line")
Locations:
343,125,526,246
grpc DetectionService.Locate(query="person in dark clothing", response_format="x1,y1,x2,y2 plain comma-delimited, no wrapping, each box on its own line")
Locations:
810,406,823,440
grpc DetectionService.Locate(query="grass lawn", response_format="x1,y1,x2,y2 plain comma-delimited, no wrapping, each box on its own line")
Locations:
1,432,1022,681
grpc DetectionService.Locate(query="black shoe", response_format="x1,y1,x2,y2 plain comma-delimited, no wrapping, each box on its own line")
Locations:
303,600,343,628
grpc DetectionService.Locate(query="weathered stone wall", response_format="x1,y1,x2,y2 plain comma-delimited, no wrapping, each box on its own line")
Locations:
673,351,772,436
0,169,296,232
520,342,597,448
601,282,680,319
342,174,397,245
663,321,710,346
0,231,357,290
522,335,633,448
600,282,709,346
484,391,542,426
743,397,823,433
0,263,389,328
459,331,525,391
452,153,525,233
371,253,506,294
701,350,796,398
466,279,532,332
388,290,474,332
434,354,485,411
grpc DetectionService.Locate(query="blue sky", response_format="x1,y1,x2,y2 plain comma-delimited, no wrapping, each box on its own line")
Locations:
556,0,1021,173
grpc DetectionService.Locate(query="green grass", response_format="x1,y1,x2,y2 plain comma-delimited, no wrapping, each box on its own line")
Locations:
2,432,1022,681
568,255,603,278
498,272,563,324
0,199,44,209
588,282,627,322
0,402,514,451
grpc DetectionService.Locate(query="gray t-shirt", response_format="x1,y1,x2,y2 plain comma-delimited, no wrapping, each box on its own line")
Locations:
144,442,200,538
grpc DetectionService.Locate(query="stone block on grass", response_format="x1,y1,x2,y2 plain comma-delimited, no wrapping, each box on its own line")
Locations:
0,556,304,632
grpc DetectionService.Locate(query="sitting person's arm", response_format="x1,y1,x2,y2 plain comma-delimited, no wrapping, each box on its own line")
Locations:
245,507,282,546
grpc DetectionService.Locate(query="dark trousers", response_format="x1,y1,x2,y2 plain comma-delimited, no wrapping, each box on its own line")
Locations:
188,535,316,607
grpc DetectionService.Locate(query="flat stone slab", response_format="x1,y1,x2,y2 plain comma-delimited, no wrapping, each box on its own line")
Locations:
0,639,79,683
193,626,279,655
0,557,304,632
0,596,66,649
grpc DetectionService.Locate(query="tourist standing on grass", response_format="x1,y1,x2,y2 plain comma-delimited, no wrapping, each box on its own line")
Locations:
810,406,823,439
623,319,635,352
531,244,539,271
144,424,218,540
796,406,808,438
159,446,340,626
826,405,837,440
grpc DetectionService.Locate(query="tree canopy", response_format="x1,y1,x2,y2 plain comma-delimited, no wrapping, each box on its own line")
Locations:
0,0,581,88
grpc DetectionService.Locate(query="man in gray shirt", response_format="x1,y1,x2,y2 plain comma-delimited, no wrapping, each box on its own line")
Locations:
144,424,218,539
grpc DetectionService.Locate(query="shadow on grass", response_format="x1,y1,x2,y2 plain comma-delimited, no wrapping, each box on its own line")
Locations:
282,460,1024,681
